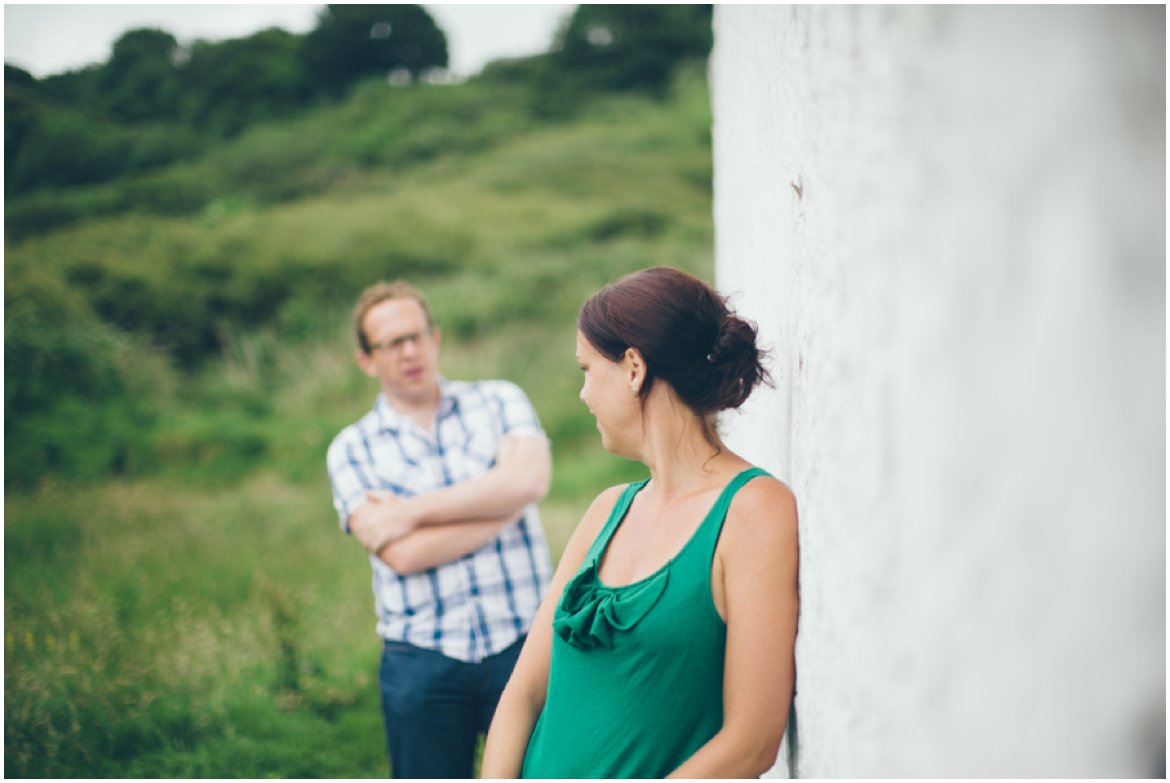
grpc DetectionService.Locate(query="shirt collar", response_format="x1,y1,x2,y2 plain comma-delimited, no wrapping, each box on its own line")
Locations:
373,376,457,434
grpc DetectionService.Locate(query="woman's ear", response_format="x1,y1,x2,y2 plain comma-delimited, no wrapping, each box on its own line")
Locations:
624,347,646,395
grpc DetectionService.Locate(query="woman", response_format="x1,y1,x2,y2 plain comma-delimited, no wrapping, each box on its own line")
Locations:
482,266,799,778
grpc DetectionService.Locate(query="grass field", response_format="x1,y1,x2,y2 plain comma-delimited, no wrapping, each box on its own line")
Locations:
5,473,591,777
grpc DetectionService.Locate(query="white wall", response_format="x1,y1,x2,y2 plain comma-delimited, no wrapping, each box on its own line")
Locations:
711,6,1165,777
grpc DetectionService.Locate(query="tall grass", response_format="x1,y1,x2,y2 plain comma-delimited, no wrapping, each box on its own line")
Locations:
5,476,386,777
4,64,712,777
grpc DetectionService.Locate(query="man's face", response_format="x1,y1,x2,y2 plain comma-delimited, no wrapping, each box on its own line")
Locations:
357,297,442,408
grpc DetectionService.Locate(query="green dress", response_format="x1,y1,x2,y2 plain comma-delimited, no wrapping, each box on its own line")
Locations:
521,467,770,779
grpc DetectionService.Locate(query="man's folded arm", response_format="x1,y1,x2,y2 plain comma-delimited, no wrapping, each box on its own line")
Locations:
345,433,550,556
375,511,523,575
408,433,550,525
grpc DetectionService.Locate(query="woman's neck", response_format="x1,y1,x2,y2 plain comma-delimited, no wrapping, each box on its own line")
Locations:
637,391,735,501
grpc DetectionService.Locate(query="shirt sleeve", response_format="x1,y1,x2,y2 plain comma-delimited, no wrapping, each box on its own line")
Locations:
326,428,371,533
489,380,546,440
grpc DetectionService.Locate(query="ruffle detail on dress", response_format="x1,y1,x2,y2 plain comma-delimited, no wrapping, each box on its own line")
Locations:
552,561,669,650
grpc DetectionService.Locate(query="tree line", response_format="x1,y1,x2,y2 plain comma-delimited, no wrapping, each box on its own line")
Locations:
5,4,712,197
5,5,447,194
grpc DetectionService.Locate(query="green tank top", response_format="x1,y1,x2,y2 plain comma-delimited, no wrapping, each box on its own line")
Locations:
521,467,770,779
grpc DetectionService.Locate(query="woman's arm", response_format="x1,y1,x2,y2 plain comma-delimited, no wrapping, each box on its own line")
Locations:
481,485,624,778
668,477,799,779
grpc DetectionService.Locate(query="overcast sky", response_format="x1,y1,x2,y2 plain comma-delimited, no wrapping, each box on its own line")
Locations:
2,4,576,79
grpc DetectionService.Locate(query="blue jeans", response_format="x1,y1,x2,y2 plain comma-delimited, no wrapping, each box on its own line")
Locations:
379,636,525,779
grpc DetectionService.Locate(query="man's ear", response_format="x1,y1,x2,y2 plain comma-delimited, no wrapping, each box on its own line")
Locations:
356,349,377,378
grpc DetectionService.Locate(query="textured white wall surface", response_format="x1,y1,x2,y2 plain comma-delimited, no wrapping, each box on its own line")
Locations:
711,6,1165,778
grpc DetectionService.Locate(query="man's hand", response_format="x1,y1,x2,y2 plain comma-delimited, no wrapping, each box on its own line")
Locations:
349,490,419,554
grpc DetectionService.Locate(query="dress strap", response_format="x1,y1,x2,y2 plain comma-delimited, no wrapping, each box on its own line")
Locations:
695,467,771,561
582,478,650,565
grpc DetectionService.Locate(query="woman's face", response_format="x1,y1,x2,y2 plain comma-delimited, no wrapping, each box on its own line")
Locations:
576,330,641,456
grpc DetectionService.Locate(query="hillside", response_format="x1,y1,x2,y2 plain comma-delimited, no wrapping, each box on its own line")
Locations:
4,55,716,776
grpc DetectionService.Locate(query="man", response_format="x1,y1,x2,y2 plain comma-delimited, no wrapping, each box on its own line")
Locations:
326,280,553,779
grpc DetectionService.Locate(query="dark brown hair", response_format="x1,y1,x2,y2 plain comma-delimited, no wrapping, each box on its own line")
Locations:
578,266,770,415
351,280,433,353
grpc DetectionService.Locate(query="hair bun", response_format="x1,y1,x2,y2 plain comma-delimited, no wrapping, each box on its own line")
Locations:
708,316,753,364
706,315,765,410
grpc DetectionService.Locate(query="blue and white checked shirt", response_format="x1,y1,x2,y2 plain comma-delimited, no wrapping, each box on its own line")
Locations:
327,377,553,663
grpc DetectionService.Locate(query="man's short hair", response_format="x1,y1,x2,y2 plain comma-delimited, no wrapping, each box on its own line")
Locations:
352,280,434,353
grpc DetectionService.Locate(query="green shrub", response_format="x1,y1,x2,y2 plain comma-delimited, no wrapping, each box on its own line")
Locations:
7,110,132,192
3,274,166,486
116,167,216,216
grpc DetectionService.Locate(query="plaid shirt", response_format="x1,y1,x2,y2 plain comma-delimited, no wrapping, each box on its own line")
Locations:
327,378,553,663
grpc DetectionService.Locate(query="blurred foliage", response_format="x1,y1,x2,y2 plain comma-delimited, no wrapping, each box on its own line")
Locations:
3,4,448,197
4,5,711,199
4,58,714,492
303,4,448,96
554,4,713,95
100,28,186,123
183,28,312,137
5,6,715,776
4,270,164,486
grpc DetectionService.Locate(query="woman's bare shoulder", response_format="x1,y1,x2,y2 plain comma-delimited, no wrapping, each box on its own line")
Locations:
724,473,798,548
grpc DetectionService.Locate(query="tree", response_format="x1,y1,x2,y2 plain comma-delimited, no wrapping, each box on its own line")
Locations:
6,108,131,191
37,64,103,107
553,5,713,96
5,65,40,171
301,4,448,96
183,28,310,135
99,28,184,122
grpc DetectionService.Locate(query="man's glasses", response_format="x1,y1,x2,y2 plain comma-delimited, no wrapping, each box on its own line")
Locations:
368,330,432,354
